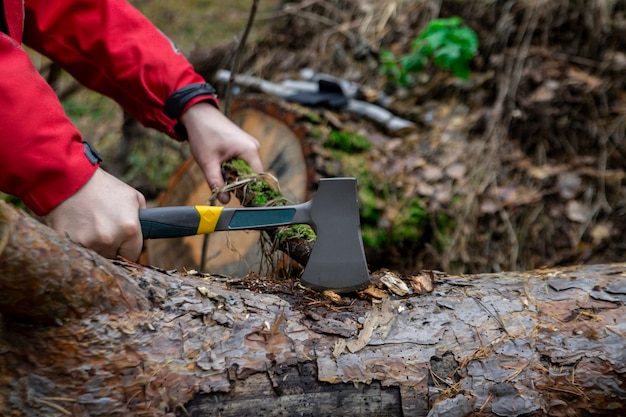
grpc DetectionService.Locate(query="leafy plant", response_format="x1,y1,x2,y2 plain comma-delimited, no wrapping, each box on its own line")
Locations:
379,16,479,86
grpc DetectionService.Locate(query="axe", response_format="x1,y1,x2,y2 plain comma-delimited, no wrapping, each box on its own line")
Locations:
139,177,371,292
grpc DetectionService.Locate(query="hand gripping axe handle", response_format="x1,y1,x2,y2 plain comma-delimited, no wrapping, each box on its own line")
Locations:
139,177,370,292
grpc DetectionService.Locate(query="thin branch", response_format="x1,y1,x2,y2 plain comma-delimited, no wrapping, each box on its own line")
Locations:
223,0,259,116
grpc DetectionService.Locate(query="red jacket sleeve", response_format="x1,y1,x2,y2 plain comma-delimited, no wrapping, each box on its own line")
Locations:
0,0,218,215
22,0,217,139
0,33,98,216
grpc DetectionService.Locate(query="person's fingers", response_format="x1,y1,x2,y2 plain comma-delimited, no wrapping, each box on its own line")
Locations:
118,191,147,261
117,224,144,261
182,103,264,203
81,233,118,259
137,190,147,210
199,154,230,203
46,169,147,261
244,150,264,175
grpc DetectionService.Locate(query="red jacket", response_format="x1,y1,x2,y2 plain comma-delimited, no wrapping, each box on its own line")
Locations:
0,0,217,215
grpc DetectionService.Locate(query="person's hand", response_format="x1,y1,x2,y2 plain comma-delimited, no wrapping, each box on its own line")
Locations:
46,168,146,261
180,102,264,203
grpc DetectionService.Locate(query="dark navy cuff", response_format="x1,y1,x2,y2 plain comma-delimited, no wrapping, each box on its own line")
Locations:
164,83,217,120
83,141,103,165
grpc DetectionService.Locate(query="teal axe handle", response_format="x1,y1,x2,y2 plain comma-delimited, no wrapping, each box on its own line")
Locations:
139,201,313,239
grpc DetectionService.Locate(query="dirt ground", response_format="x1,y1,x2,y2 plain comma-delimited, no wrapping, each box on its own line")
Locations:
61,0,626,276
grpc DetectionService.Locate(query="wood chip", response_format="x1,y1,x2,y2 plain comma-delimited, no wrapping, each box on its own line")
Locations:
380,271,410,296
358,286,387,299
410,273,435,295
323,290,343,303
197,286,218,299
346,297,395,353
332,339,346,359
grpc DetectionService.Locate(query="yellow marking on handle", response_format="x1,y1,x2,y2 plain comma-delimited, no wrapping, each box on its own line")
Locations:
194,206,224,234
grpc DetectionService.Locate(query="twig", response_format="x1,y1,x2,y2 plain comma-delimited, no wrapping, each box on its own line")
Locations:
223,0,259,116
201,0,259,271
471,295,512,338
33,398,72,415
258,0,323,20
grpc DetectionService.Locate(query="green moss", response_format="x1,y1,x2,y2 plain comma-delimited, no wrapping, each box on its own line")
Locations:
361,198,429,250
303,111,322,124
434,212,456,252
324,130,371,154
308,126,325,140
248,180,284,206
223,158,256,176
391,199,428,245
358,186,383,224
362,226,389,248
252,186,284,206
222,159,287,206
276,224,316,243
0,193,26,210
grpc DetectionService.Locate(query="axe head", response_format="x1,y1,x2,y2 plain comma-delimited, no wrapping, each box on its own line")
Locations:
300,178,370,292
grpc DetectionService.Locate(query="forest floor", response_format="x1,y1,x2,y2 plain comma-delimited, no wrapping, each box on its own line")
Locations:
61,0,626,276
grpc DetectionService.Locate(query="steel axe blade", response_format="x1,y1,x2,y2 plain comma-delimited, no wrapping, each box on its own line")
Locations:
298,177,370,292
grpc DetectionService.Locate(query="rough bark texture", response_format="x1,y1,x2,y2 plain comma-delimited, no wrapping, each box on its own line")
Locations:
0,203,147,325
1,201,625,417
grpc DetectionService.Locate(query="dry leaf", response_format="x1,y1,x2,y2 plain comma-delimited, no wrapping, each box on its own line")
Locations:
445,163,467,180
567,66,603,92
565,200,590,223
557,172,581,199
480,198,500,214
416,182,435,197
527,80,558,103
422,165,444,182
590,223,612,245
528,164,565,180
332,339,346,359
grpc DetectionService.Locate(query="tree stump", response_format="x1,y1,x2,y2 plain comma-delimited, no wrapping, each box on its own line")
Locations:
1,201,625,416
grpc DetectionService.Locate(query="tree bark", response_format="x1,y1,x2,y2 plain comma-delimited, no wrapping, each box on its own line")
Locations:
1,201,625,417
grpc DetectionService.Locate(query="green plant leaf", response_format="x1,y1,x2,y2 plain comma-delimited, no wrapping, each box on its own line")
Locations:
451,61,471,79
378,16,478,85
434,43,462,68
414,30,448,55
452,27,479,57
400,53,426,73
379,48,397,64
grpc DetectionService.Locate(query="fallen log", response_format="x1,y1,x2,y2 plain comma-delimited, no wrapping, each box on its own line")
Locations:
1,201,625,416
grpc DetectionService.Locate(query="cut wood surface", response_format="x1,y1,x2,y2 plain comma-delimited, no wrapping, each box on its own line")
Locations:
1,201,625,417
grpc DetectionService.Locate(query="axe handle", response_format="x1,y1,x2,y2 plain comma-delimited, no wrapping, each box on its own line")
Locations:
139,203,311,239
